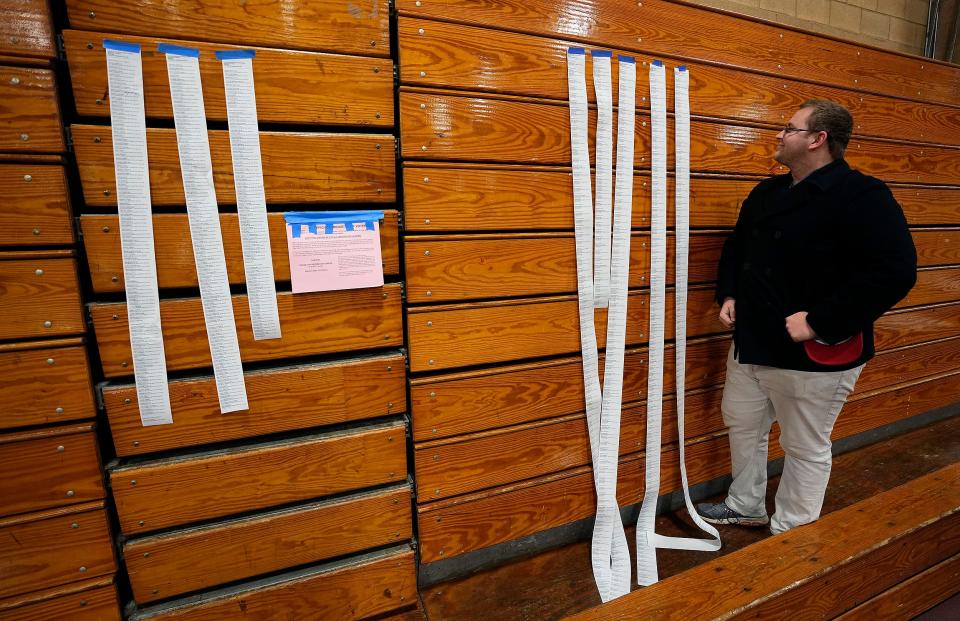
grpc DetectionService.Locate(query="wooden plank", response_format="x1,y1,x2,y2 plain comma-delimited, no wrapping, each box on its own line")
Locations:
398,17,960,147
131,546,416,621
0,65,63,153
893,186,960,226
0,502,115,599
855,336,960,396
834,551,960,621
0,424,103,517
840,370,960,441
63,30,393,127
0,164,73,246
72,125,395,207
123,485,411,603
405,231,724,302
0,0,55,59
104,353,404,456
402,90,960,185
91,283,403,377
81,211,400,292
416,434,731,562
65,0,390,57
895,266,960,309
396,0,960,108
566,463,960,621
407,287,723,372
403,166,755,232
875,301,960,350
111,422,407,534
0,257,83,340
0,342,95,430
0,577,120,621
914,229,960,267
410,336,730,440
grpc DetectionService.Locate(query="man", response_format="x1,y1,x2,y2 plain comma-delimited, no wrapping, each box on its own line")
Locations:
696,100,917,534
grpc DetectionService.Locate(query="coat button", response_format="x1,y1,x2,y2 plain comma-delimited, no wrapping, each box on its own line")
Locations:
752,228,759,237
764,267,772,276
743,262,751,270
773,230,782,240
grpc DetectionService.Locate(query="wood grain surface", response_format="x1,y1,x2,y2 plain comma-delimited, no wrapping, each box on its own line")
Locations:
0,0,55,59
416,434,732,563
0,164,72,246
0,424,103,517
407,287,723,372
398,17,960,147
402,90,960,185
111,422,407,534
0,577,119,621
834,552,960,621
913,229,960,267
0,65,63,153
63,30,393,127
0,257,83,340
123,485,411,603
875,302,960,351
410,335,730,440
65,0,390,57
91,283,402,377
403,166,758,231
894,186,960,226
0,502,115,599
0,341,95,430
855,336,960,396
895,266,960,309
82,211,399,292
130,547,416,621
566,463,960,620
104,353,405,456
405,231,725,302
72,125,395,207
396,0,960,107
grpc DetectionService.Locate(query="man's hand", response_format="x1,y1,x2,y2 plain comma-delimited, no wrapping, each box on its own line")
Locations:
719,297,736,329
785,311,817,342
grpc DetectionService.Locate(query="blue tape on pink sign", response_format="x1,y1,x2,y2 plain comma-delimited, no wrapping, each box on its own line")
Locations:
284,211,385,238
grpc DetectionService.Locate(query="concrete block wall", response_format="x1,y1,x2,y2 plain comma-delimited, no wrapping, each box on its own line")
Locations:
690,0,929,54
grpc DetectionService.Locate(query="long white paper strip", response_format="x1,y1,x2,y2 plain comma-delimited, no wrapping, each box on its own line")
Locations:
104,40,173,427
568,47,631,603
593,53,637,598
636,63,722,588
217,50,281,341
636,59,669,586
161,44,248,413
592,51,613,309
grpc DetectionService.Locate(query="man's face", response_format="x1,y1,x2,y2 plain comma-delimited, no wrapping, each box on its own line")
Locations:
774,107,818,168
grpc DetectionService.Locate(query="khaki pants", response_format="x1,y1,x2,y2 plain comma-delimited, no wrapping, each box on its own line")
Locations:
721,345,863,533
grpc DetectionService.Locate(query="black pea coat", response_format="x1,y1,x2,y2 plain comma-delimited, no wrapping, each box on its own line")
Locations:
715,158,917,372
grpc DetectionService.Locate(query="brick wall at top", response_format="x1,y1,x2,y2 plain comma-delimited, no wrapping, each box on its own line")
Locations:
688,0,929,55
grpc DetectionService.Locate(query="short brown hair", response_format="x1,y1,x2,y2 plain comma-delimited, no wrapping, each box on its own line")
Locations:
800,99,853,159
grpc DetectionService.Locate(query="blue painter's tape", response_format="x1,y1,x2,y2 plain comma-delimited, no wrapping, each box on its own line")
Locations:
215,49,256,60
568,47,586,55
157,43,200,57
652,59,663,67
285,210,385,239
103,40,141,53
592,50,612,58
679,65,687,71
618,55,635,64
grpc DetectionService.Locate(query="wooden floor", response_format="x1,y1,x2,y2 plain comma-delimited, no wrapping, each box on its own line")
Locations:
386,413,960,621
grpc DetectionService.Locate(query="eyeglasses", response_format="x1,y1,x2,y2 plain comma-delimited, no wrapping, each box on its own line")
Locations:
781,125,822,135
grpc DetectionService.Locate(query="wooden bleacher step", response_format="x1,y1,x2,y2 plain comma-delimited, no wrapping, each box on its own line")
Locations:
566,462,960,620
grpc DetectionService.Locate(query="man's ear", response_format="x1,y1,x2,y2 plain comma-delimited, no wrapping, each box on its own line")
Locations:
809,130,828,151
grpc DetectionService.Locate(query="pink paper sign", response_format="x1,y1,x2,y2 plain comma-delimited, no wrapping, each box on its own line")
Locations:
285,217,384,293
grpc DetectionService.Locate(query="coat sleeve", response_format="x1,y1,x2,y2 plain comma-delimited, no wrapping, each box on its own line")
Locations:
715,189,756,305
805,184,917,344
